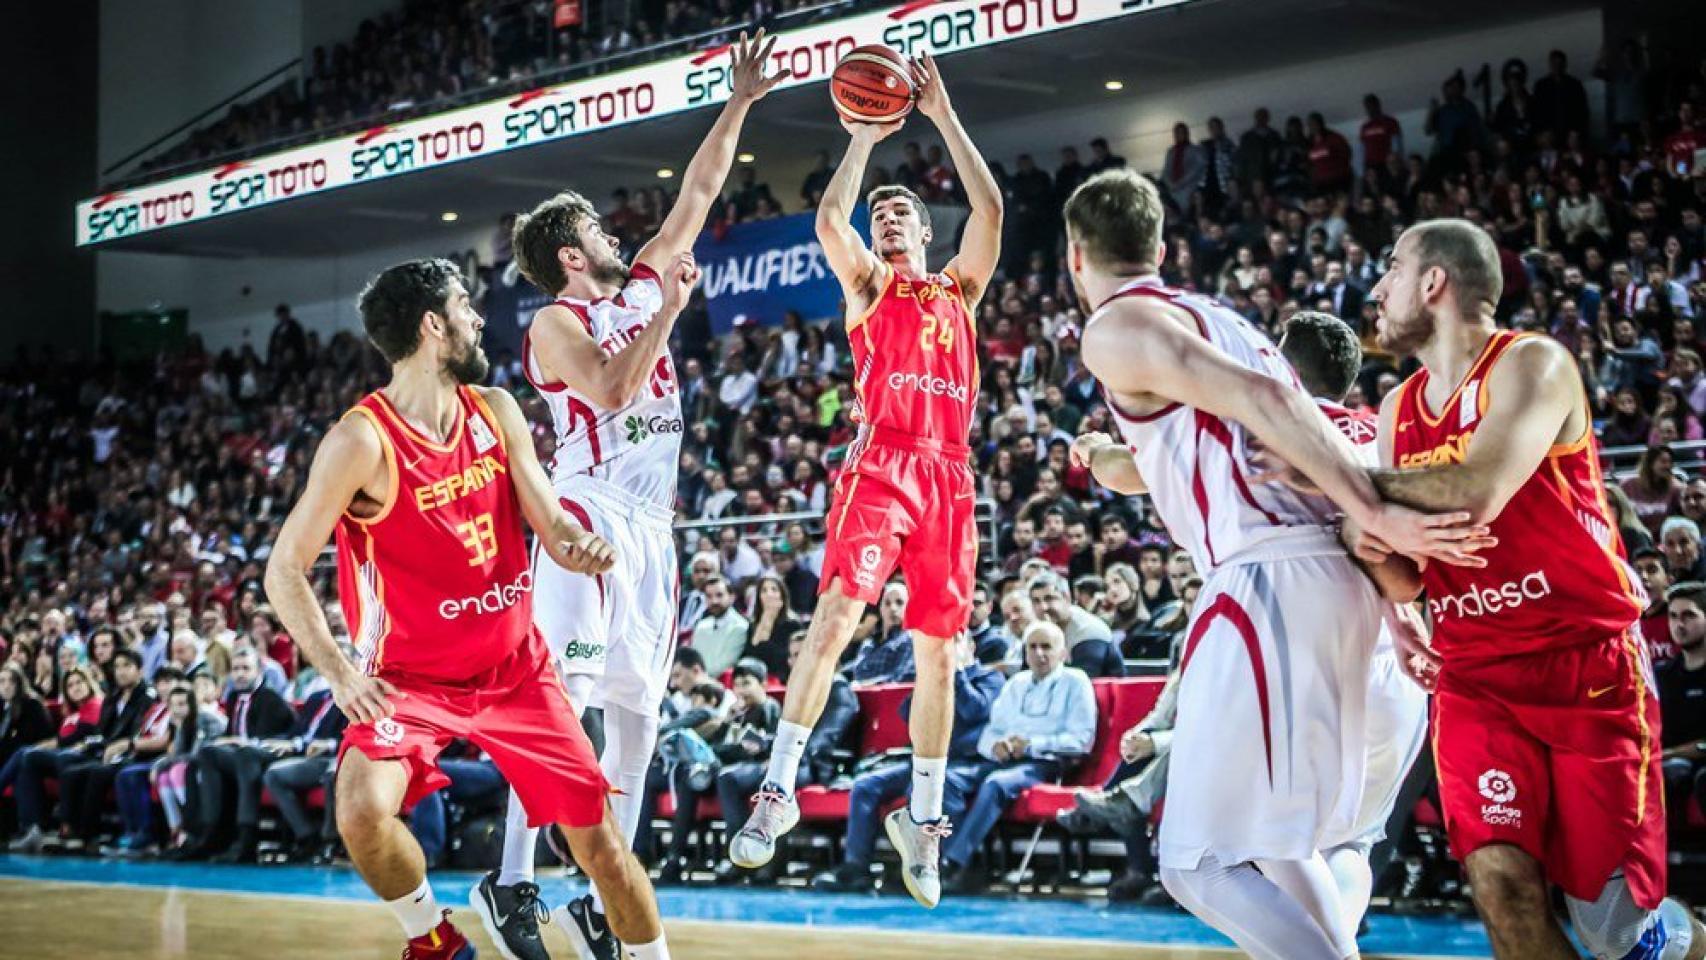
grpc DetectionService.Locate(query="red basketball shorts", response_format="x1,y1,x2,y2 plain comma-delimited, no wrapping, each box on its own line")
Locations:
1432,630,1665,908
820,429,978,638
341,632,608,829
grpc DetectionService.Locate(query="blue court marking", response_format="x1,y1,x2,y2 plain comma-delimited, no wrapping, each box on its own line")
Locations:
0,855,1491,957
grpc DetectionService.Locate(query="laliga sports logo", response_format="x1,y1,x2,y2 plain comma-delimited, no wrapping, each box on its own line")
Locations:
373,718,405,747
439,569,534,620
888,371,969,401
1478,769,1517,804
854,544,883,589
1478,768,1522,827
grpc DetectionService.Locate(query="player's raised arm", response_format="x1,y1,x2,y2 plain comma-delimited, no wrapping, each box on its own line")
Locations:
912,53,1002,305
1081,299,1485,565
634,31,789,272
475,385,615,576
527,245,696,410
817,118,899,299
263,417,397,725
1371,336,1580,526
1070,431,1148,495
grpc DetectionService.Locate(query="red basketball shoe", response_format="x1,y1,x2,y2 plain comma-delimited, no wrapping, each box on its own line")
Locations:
403,912,476,959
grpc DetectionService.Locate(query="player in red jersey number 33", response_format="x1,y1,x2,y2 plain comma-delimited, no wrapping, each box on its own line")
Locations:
264,259,686,960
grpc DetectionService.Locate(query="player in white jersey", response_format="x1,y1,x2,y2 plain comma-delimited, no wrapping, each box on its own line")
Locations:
1277,313,1430,937
1063,170,1485,959
472,33,788,960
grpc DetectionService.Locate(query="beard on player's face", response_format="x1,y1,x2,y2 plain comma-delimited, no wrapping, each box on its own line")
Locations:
1375,286,1432,355
443,322,490,385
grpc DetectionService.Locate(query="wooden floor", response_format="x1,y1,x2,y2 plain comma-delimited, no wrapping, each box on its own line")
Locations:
0,879,1238,960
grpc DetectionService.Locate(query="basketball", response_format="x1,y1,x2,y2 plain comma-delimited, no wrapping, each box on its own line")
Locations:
830,45,914,124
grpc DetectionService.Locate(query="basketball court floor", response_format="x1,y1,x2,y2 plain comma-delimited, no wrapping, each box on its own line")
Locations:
0,856,1492,959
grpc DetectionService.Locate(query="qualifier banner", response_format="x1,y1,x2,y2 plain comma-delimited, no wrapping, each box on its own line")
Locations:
694,206,871,333
76,0,1201,246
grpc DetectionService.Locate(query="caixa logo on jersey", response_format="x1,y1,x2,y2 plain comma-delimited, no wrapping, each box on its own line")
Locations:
85,190,196,243
351,121,488,182
623,414,684,444
439,569,534,620
887,371,969,401
207,159,330,214
684,37,855,106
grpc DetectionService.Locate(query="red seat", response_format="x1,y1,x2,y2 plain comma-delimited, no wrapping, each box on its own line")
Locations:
1006,676,1165,823
853,683,914,755
795,785,851,821
655,791,718,820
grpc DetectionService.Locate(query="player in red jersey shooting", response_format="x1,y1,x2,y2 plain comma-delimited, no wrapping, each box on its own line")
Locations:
264,257,692,960
1365,219,1706,960
728,53,1001,910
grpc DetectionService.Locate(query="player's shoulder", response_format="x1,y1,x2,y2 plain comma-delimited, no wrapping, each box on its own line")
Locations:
320,407,387,467
471,384,523,420
1497,331,1574,373
532,300,591,338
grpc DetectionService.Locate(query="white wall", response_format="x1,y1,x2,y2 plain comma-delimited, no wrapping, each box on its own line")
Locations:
97,223,496,352
99,0,304,174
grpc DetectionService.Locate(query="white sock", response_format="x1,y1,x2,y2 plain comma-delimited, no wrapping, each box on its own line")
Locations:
498,789,538,887
763,721,812,793
386,878,439,940
624,936,671,960
909,756,948,822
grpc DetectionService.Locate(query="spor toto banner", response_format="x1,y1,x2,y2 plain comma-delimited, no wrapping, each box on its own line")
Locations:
693,206,871,334
75,0,1201,246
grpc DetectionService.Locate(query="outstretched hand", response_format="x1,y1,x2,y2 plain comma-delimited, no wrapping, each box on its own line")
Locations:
840,114,905,143
729,30,791,103
910,52,950,121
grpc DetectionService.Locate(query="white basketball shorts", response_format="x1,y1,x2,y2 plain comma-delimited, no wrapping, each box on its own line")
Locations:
1159,527,1383,870
532,473,678,715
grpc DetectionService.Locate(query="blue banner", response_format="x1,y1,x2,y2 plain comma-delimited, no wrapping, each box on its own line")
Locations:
693,206,871,334
481,260,553,361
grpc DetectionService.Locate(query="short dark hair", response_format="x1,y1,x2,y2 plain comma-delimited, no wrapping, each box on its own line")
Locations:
1098,513,1128,534
1281,311,1363,401
357,258,465,363
732,658,769,685
674,647,707,672
689,681,725,703
1400,219,1503,316
1064,169,1165,269
113,649,143,670
154,664,187,685
512,190,599,295
1668,581,1706,609
867,185,931,234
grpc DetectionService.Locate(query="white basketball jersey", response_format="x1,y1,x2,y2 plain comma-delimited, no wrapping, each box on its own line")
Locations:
522,262,682,509
1095,276,1340,575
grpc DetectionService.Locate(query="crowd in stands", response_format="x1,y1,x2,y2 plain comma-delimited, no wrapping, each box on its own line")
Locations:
8,30,1706,908
132,0,865,180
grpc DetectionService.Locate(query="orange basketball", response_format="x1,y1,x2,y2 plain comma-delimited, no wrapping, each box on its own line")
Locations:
830,45,914,124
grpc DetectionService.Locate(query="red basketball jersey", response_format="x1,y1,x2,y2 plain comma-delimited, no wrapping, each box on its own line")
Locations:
335,386,537,683
845,264,979,445
1389,331,1643,662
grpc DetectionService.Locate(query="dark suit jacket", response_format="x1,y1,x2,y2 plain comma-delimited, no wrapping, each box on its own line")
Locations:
904,664,1006,761
95,684,160,745
222,686,295,740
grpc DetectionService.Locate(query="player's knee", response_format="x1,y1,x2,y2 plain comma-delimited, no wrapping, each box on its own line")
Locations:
1567,883,1690,960
1158,866,1200,910
571,821,630,879
1465,850,1549,926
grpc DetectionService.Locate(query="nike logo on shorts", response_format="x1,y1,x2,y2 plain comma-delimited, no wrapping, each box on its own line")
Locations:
1587,685,1617,699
